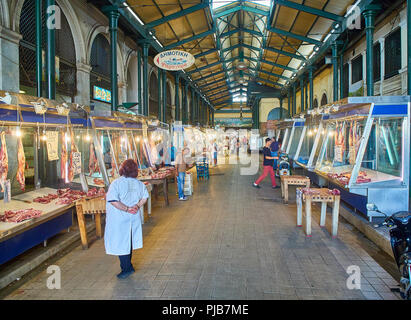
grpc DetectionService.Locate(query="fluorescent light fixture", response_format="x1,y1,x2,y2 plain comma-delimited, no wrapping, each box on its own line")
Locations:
345,0,361,17
124,2,145,25
324,34,331,43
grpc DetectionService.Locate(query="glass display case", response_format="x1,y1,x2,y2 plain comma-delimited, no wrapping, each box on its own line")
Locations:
276,119,293,152
294,115,323,168
285,119,305,160
310,97,410,220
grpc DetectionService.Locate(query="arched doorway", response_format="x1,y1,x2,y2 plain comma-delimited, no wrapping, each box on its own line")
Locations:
313,98,318,108
19,0,77,100
126,55,138,104
89,34,111,106
149,71,159,118
320,93,328,106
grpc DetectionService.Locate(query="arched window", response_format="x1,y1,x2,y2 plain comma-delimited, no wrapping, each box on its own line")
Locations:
313,98,318,109
320,93,328,106
149,72,159,117
19,0,77,99
90,34,111,102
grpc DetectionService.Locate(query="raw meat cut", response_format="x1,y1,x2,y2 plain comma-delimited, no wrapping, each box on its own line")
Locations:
0,208,42,223
88,143,99,176
86,187,106,198
16,135,25,191
0,132,8,192
33,193,59,204
93,178,104,186
61,131,68,182
68,129,78,183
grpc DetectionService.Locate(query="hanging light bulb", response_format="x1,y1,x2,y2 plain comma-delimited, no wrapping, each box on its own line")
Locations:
85,134,91,142
15,127,22,137
41,130,47,141
65,132,71,142
136,137,141,142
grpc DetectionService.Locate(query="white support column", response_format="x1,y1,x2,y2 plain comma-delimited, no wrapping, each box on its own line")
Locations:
400,20,408,94
348,60,352,94
378,37,385,96
75,62,92,105
0,27,22,93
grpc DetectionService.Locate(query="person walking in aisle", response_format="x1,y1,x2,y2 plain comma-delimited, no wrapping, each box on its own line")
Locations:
253,138,280,189
175,147,190,201
270,137,280,171
105,159,149,279
213,139,218,166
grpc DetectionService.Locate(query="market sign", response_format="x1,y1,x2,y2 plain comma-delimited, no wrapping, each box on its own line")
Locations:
71,152,82,176
93,86,112,103
154,50,195,71
46,131,59,161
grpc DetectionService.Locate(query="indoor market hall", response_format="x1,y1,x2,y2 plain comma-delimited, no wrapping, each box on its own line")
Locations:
0,0,411,305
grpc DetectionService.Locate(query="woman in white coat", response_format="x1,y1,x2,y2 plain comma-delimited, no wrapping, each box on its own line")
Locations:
105,159,149,279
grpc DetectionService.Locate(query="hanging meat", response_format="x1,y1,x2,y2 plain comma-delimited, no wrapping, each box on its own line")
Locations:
16,135,26,191
88,142,99,176
61,131,68,182
68,129,78,183
0,132,8,192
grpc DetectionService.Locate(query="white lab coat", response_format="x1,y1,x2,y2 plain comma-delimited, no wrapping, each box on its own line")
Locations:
104,176,149,256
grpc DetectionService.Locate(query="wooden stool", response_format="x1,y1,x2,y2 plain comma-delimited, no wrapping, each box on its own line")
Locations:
296,188,340,238
281,175,310,204
75,196,106,249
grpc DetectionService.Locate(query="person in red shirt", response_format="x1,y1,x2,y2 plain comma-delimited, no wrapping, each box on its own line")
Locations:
253,138,280,189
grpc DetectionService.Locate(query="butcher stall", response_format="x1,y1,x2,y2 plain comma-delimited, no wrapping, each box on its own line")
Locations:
0,91,108,264
299,97,410,221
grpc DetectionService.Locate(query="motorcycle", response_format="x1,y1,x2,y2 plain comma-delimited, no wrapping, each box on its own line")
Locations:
367,204,411,300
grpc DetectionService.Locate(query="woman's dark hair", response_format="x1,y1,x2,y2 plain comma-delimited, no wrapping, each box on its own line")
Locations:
119,159,139,178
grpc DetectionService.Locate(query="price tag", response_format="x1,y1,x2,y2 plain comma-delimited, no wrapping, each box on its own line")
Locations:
72,152,82,175
46,131,59,161
334,145,344,163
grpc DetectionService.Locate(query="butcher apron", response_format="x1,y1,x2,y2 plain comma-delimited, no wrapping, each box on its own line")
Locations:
104,176,149,256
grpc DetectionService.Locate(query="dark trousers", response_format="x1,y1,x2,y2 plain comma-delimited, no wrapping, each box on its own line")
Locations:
118,237,134,273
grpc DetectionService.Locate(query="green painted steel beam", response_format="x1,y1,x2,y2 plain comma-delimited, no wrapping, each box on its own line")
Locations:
220,27,263,38
264,46,306,61
146,3,209,28
261,59,297,72
258,69,290,80
268,27,322,46
187,61,221,75
194,48,218,59
255,77,282,87
195,68,233,82
213,5,270,19
199,78,226,89
276,0,343,21
204,83,230,94
164,28,216,50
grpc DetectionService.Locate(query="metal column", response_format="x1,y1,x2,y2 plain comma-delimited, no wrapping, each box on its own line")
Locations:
104,6,120,111
137,49,142,114
309,67,314,109
175,73,180,121
332,41,339,102
35,0,42,97
158,69,162,121
162,70,167,122
279,98,283,120
363,9,377,96
46,0,55,100
300,76,304,113
184,82,188,124
142,42,149,116
288,89,291,115
292,83,296,116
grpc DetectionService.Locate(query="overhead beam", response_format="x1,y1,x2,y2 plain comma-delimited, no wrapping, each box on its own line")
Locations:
276,0,343,21
261,59,297,72
213,5,270,19
187,61,221,75
146,3,209,28
194,48,218,59
268,27,322,46
220,27,263,38
164,28,216,50
264,46,306,61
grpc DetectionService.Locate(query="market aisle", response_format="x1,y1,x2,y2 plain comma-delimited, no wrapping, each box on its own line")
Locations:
3,159,400,300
